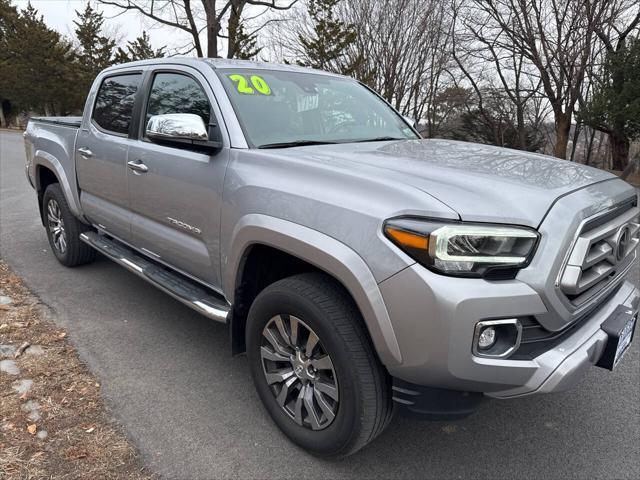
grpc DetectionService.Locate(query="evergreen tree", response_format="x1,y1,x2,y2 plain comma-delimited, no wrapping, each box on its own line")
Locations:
73,3,115,94
0,0,16,35
226,1,261,60
0,0,19,125
113,31,165,64
297,0,360,75
0,2,76,119
581,37,640,170
231,22,261,60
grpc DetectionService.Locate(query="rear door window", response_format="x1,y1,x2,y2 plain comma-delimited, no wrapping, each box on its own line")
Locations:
92,73,142,135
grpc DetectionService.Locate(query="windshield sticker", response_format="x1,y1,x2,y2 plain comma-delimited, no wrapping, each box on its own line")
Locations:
228,74,272,95
296,93,319,112
250,75,271,95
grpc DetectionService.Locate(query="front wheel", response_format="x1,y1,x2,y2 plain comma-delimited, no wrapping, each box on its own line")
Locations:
246,273,393,457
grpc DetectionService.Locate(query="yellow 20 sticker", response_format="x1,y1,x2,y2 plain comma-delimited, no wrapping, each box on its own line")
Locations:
228,74,271,95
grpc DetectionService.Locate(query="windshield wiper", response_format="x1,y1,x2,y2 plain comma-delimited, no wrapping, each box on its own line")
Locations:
257,140,338,149
353,136,406,143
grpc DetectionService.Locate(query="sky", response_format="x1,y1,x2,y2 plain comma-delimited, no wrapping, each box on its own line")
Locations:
18,0,191,52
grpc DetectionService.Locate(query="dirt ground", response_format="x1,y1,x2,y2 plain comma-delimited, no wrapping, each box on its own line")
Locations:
0,261,154,479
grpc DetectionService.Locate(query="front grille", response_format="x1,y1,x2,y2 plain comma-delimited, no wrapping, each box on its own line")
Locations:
559,198,639,307
512,283,623,360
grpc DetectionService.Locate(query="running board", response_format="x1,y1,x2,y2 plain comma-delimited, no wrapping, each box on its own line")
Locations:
80,232,230,323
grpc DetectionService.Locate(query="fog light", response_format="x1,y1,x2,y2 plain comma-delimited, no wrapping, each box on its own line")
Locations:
472,319,523,358
478,327,496,349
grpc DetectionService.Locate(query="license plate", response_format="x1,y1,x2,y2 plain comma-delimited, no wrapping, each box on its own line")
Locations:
596,306,637,371
615,315,637,365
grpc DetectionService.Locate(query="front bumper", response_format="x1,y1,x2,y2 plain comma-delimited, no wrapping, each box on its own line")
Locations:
379,263,639,396
489,284,638,398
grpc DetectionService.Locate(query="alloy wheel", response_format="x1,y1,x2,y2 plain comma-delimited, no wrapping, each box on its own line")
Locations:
260,314,339,431
47,199,67,254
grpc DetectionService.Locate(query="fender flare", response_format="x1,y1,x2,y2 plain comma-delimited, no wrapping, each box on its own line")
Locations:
224,214,403,366
34,150,84,219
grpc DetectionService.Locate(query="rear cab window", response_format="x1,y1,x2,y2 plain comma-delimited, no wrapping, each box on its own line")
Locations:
92,73,142,135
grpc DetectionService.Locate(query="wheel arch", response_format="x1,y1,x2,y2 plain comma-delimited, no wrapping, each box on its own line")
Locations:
33,151,84,221
225,214,402,366
35,164,60,225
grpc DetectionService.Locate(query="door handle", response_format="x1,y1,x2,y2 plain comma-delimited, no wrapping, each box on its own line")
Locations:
77,147,93,158
127,160,149,174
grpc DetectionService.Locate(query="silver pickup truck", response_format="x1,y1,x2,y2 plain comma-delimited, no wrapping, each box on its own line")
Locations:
24,58,639,457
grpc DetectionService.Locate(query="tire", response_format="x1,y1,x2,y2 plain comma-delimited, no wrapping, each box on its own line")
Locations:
246,272,394,457
43,183,96,267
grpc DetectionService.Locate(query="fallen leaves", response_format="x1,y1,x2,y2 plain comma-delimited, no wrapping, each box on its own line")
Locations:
0,261,153,479
64,446,89,460
3,422,15,431
80,423,97,434
14,342,30,358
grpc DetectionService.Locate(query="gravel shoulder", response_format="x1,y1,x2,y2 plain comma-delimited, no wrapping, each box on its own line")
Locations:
0,261,155,479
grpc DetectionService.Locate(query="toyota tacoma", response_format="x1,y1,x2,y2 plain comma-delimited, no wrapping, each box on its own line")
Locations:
23,58,639,456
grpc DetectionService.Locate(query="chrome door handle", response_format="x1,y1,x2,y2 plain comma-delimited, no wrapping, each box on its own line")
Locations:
127,160,149,174
77,147,93,158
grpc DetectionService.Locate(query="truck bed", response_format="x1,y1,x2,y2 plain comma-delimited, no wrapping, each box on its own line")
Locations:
24,116,84,218
30,116,82,128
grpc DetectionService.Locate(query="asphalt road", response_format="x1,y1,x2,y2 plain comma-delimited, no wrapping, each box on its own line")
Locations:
1,129,639,479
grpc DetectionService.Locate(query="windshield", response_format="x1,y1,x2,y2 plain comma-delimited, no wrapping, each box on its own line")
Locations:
216,68,419,148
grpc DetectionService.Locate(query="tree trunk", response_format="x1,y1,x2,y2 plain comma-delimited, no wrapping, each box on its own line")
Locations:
595,131,606,168
0,102,5,128
207,22,219,57
569,123,581,162
610,133,630,171
584,127,596,166
516,103,526,150
201,0,219,58
620,154,638,180
553,112,571,159
183,0,203,57
227,0,245,58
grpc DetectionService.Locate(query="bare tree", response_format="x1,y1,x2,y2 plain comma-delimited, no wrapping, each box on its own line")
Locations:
451,0,545,150
99,0,297,57
351,0,453,119
267,0,454,124
461,0,610,159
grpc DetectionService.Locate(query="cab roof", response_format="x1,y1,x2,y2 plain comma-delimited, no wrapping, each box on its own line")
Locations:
103,57,348,79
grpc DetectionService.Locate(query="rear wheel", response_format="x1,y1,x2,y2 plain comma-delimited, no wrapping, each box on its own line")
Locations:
246,272,394,457
43,183,96,267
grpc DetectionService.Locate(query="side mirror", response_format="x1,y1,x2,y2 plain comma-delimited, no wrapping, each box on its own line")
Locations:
146,113,222,152
147,113,207,140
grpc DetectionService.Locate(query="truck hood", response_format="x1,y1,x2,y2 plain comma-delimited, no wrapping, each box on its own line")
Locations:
274,139,616,227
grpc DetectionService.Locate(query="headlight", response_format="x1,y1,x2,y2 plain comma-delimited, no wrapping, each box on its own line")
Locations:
383,218,539,278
